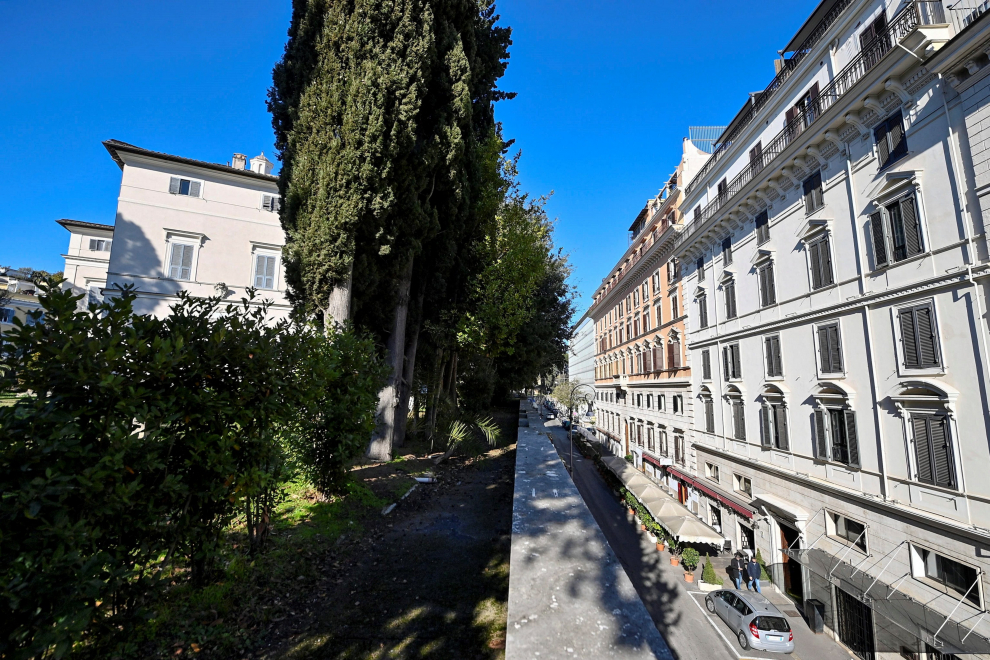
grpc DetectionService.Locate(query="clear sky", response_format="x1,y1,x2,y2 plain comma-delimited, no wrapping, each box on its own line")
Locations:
0,0,819,315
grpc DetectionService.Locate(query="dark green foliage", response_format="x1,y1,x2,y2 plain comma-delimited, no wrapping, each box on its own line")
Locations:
681,548,700,572
0,284,383,658
701,554,723,585
754,548,772,581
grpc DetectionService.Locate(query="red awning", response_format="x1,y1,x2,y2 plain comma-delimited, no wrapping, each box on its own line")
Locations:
643,454,668,469
667,467,755,520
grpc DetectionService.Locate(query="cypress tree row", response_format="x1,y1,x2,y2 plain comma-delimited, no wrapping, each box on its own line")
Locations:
270,0,572,460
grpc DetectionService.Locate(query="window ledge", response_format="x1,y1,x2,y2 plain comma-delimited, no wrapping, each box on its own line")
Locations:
810,282,838,293
871,249,932,273
765,376,785,382
899,367,946,377
817,372,846,380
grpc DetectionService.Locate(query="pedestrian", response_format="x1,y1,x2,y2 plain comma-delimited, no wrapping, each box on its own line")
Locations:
730,552,745,590
746,555,762,593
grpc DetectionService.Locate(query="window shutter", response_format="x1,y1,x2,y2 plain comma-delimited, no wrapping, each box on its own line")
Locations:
870,212,888,267
725,281,737,318
774,405,789,450
644,348,653,373
667,342,675,370
722,238,732,265
820,237,834,286
653,346,661,371
888,113,907,164
705,398,715,433
189,181,202,198
818,326,832,373
813,409,828,460
168,243,183,278
844,410,860,468
810,241,823,289
772,336,782,376
765,337,774,376
808,82,820,114
179,244,193,280
731,344,741,379
785,107,796,127
750,142,763,172
803,176,814,209
766,264,776,305
760,406,772,447
169,177,181,194
829,326,843,373
699,296,708,328
723,346,731,381
702,349,711,380
755,211,769,243
899,308,920,368
735,402,746,440
874,122,891,169
913,415,934,484
263,195,273,211
916,306,939,367
255,254,266,288
264,255,276,288
900,195,922,257
673,341,681,368
930,416,955,489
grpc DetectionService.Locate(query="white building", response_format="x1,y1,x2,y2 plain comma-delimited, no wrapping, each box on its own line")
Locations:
568,318,595,386
59,218,114,305
670,1,990,657
61,140,290,320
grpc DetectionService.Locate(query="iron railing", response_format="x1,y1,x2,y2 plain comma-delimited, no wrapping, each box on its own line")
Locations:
946,0,989,33
684,0,858,196
673,1,942,254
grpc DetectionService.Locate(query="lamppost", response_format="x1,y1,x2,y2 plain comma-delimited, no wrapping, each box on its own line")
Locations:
567,383,596,475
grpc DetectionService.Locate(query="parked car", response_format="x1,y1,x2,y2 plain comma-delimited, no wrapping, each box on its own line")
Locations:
546,412,556,420
704,590,794,654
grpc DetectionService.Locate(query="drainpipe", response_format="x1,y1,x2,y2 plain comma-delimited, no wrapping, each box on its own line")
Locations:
843,138,891,500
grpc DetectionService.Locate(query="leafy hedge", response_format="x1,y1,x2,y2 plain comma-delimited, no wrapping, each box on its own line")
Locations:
0,284,385,658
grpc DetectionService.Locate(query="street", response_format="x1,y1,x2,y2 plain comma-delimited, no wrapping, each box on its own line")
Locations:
538,414,853,660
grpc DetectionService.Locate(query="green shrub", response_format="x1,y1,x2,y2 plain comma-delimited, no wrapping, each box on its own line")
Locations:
755,548,772,581
701,554,723,585
681,547,700,572
0,285,384,658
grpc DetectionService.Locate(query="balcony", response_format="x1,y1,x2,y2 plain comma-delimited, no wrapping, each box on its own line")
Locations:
675,1,948,254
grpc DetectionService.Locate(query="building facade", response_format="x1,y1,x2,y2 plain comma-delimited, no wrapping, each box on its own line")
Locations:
669,0,990,657
82,140,290,319
0,268,44,333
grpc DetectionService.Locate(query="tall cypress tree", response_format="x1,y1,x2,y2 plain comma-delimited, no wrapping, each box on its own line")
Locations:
269,0,512,460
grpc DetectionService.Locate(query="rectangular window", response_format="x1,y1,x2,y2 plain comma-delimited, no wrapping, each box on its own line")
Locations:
717,178,727,202
899,304,940,369
724,280,737,319
697,257,706,281
817,322,844,374
758,403,789,450
633,289,639,306
698,294,709,329
701,349,712,380
916,547,980,607
723,343,742,380
88,238,112,252
765,335,783,377
169,177,202,198
874,110,908,170
755,210,770,244
168,243,195,281
749,142,764,174
803,171,824,214
671,294,679,319
758,262,776,307
254,254,277,290
262,194,281,212
831,513,867,552
809,234,835,289
734,474,752,496
912,413,956,490
721,237,733,266
643,310,651,333
812,408,860,467
704,397,715,433
655,303,662,327
871,193,923,267
705,462,720,482
0,307,14,324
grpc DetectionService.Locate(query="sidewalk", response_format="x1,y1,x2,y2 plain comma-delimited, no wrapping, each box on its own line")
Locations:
505,404,674,660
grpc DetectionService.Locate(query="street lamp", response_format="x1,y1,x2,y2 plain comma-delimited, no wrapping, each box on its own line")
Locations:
567,383,596,475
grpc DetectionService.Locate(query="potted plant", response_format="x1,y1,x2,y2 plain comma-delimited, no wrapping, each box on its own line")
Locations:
681,548,700,582
699,553,724,592
655,529,666,552
668,541,681,566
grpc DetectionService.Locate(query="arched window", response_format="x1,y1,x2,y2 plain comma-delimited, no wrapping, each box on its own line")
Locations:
759,385,789,450
725,385,746,440
699,386,715,433
889,382,959,490
667,331,682,369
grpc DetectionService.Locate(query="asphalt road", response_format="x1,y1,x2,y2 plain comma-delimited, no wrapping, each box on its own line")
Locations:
538,415,852,660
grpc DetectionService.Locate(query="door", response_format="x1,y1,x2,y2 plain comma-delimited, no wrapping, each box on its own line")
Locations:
860,13,889,69
677,480,689,505
835,587,876,660
779,523,804,601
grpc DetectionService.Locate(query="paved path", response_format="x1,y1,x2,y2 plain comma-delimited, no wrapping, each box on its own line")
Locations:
540,415,854,660
506,414,674,660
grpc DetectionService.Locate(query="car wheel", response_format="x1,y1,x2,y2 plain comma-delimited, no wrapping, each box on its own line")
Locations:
737,631,749,650
705,598,716,613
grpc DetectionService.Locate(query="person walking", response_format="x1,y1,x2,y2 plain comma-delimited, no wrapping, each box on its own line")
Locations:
746,555,762,593
730,552,745,590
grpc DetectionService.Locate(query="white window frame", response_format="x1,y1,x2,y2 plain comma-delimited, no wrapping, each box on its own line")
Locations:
734,473,752,496
902,405,961,492
762,333,784,380
801,223,837,292
261,193,281,213
890,298,945,377
163,230,204,282
168,176,204,198
705,462,720,482
88,238,113,253
909,543,984,609
813,320,847,379
825,510,868,554
869,178,930,271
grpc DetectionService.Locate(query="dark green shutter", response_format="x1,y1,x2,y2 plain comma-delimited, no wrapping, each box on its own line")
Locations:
913,416,934,484
810,241,823,289
723,346,730,380
874,121,891,168
818,325,831,372
813,410,828,460
900,308,920,368
870,212,888,267
774,405,789,450
900,195,922,257
916,306,939,367
844,410,860,468
766,263,776,305
731,344,741,379
760,406,772,447
705,398,715,433
930,416,955,489
820,236,834,285
734,401,745,440
888,112,907,163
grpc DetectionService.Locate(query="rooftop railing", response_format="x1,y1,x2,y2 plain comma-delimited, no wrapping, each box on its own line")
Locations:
673,1,943,253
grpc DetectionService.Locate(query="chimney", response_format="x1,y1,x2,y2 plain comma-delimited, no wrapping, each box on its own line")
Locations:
232,153,247,170
249,152,273,175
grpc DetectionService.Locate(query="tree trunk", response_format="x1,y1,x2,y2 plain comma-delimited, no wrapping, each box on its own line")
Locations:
325,261,353,332
393,308,422,448
447,351,458,409
367,256,415,461
426,352,445,442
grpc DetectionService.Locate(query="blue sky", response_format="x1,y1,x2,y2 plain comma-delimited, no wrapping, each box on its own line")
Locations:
0,0,818,314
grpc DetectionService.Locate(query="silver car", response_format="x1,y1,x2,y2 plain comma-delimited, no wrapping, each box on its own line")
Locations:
705,589,794,654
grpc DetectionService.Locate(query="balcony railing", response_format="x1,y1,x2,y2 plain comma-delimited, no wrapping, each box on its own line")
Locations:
674,1,942,252
684,0,858,197
946,0,989,33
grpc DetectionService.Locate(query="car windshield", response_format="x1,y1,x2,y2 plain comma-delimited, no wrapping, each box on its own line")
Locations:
756,616,790,632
